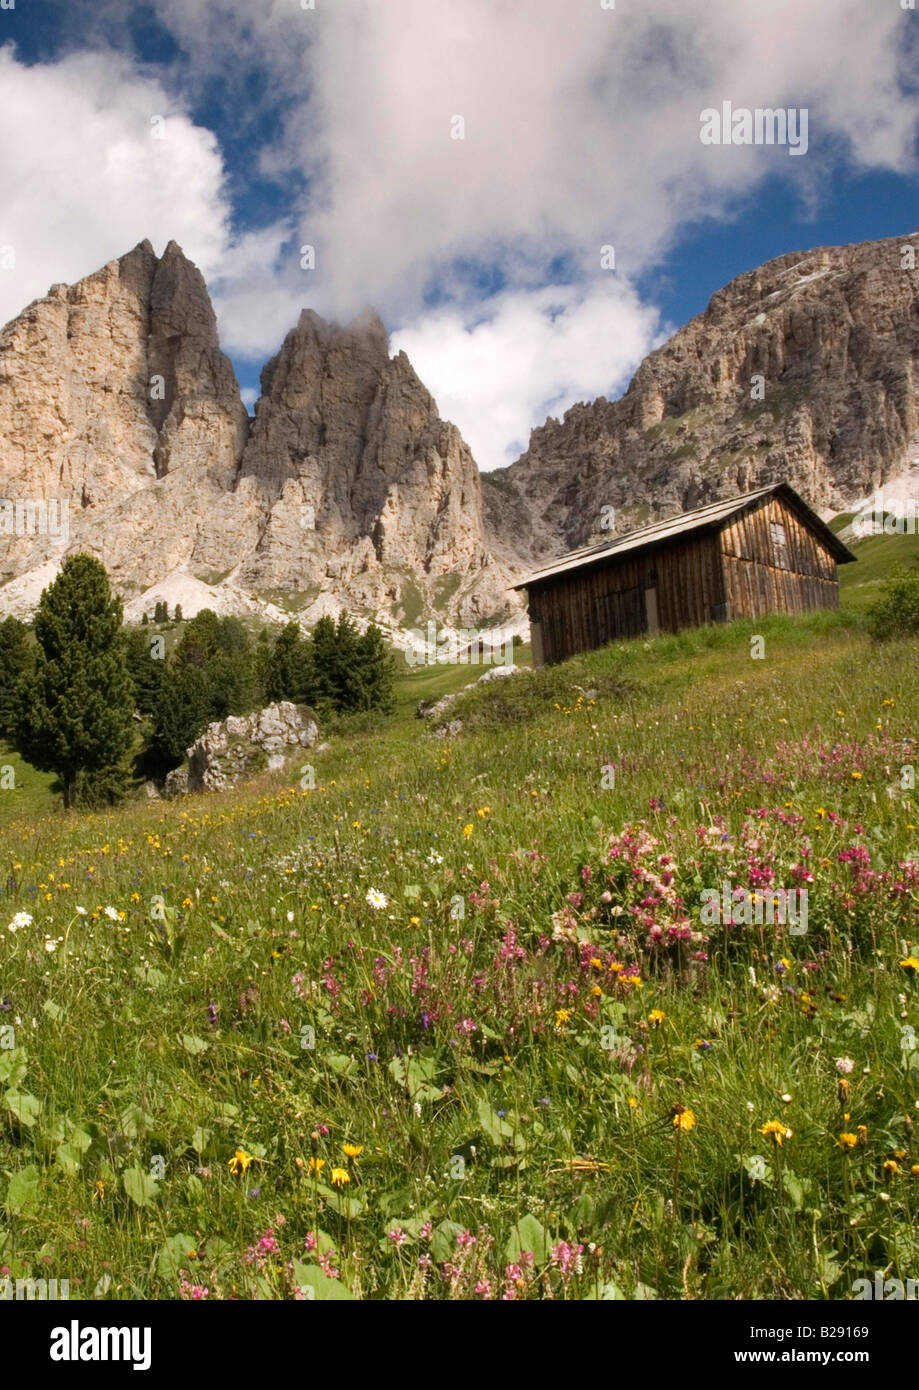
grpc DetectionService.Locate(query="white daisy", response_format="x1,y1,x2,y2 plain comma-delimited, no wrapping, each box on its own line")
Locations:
104,906,120,921
365,888,388,910
8,911,33,933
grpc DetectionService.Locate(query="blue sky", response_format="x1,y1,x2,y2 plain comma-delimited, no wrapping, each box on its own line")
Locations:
1,0,918,469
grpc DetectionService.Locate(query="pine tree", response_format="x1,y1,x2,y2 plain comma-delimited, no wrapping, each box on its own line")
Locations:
13,555,135,808
150,661,212,764
0,617,34,737
355,622,395,713
174,604,183,622
148,610,257,771
308,615,340,709
125,627,166,716
332,612,363,711
265,621,306,703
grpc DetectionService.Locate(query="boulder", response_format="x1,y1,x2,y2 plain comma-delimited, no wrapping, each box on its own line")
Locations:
168,702,319,794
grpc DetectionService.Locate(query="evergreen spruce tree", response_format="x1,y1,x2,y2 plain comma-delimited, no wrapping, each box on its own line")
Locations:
0,617,34,737
265,621,306,702
148,610,257,771
308,615,340,709
124,627,166,716
354,622,395,713
13,555,135,808
174,604,183,622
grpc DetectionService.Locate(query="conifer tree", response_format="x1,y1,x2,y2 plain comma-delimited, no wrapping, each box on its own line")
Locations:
13,555,135,808
0,616,33,737
355,622,395,713
265,620,306,703
124,627,166,716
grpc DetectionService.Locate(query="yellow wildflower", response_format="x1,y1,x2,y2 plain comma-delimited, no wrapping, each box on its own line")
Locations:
759,1120,791,1146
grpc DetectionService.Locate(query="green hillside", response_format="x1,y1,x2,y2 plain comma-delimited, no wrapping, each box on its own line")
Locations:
0,558,917,1301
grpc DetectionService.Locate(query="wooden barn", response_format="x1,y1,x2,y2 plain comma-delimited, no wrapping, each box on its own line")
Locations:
513,483,856,667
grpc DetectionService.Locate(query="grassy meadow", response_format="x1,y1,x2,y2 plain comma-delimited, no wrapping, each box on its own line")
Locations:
1,562,919,1300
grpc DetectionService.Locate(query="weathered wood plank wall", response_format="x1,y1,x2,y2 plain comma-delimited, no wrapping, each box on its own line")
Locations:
527,494,842,665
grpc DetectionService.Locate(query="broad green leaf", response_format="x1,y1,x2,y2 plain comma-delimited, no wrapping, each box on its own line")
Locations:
476,1098,514,1144
430,1220,465,1263
292,1261,356,1301
55,1143,86,1177
181,1034,208,1056
4,1089,40,1127
123,1166,160,1209
0,1049,27,1087
5,1164,40,1215
157,1233,199,1284
191,1126,212,1156
505,1214,551,1266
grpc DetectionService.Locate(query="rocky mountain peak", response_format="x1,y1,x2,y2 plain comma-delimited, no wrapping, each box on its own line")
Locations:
492,230,919,561
0,242,516,631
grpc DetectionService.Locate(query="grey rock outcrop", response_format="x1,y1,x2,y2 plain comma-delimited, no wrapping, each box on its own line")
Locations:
166,701,319,795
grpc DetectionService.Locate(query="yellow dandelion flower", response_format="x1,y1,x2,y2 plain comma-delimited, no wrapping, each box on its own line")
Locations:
342,1143,363,1159
838,1132,858,1149
648,1009,666,1025
899,957,919,974
462,823,474,838
228,1149,254,1175
759,1120,791,1146
308,1158,325,1174
330,1167,351,1187
673,1107,696,1131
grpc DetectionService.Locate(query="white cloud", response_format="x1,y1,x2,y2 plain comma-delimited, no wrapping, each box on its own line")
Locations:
0,45,237,326
392,281,664,472
195,0,919,463
3,0,919,471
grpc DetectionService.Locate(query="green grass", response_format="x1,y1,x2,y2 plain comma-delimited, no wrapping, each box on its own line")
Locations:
839,529,919,612
2,548,919,1301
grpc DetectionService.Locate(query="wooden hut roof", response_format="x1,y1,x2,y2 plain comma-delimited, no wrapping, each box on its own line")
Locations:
511,482,856,589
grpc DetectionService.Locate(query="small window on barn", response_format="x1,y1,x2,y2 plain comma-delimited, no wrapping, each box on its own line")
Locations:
770,521,790,569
